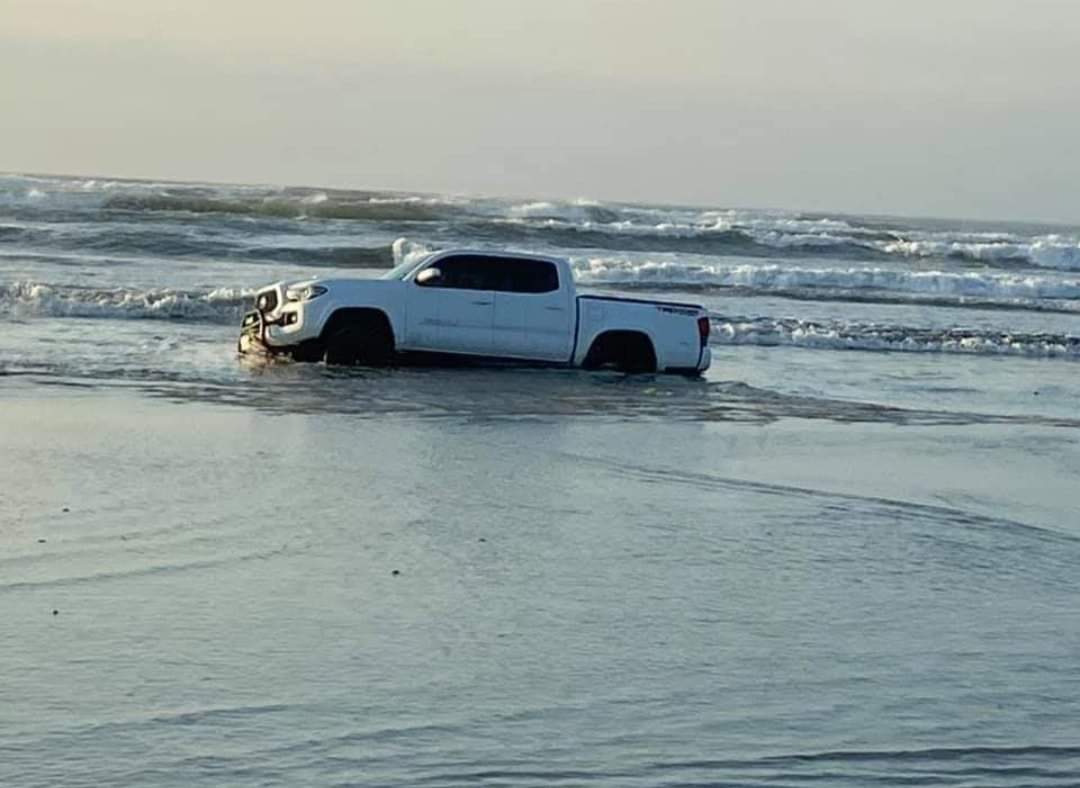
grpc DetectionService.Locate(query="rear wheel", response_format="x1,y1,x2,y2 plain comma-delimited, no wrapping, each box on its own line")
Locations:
583,331,657,374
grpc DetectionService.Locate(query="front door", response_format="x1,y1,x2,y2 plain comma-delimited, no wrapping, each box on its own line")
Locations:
404,256,495,355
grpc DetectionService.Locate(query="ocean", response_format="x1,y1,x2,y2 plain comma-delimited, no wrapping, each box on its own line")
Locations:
2,172,1079,787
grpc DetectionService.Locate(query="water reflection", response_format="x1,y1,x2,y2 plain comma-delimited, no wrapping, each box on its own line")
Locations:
85,361,1080,427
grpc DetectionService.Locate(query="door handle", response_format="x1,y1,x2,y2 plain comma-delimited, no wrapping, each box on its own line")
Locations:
472,300,492,306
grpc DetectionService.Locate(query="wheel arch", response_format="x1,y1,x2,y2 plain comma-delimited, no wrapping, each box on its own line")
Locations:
582,329,658,373
319,307,396,347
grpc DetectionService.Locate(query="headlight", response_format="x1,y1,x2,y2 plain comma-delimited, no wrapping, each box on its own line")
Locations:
285,285,328,302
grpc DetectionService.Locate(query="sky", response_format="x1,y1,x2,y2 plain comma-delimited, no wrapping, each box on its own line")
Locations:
2,0,1079,222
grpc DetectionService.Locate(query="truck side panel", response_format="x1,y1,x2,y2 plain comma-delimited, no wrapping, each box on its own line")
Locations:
573,296,706,371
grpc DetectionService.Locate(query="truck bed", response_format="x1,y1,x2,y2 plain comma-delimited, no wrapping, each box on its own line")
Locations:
573,293,709,372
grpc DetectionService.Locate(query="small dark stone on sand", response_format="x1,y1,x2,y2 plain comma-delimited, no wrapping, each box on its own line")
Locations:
478,538,487,542
62,507,70,513
52,609,58,616
1033,391,1040,396
391,569,400,576
38,538,46,543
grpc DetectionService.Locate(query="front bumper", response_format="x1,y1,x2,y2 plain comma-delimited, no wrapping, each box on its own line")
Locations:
238,308,326,362
237,309,291,356
238,310,268,354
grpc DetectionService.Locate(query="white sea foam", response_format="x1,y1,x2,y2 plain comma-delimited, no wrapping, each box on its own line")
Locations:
508,198,608,223
0,282,251,323
709,316,1080,359
573,258,1080,301
881,236,1080,270
492,204,1080,270
391,238,435,269
367,195,457,206
6,175,1080,272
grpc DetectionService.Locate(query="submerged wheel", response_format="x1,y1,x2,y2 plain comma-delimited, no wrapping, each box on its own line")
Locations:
322,319,394,366
583,331,657,374
290,340,325,363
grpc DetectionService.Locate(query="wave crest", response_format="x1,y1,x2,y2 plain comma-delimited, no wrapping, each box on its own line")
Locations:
0,282,249,323
710,315,1080,359
574,257,1080,302
9,175,1080,272
103,192,463,222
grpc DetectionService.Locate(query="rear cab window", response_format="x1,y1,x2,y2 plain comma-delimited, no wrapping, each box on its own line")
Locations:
497,258,559,294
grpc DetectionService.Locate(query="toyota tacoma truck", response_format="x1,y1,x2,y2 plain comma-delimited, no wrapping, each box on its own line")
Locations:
238,250,711,374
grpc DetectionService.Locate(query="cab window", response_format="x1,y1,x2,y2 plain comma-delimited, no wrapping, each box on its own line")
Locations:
496,258,559,294
420,255,559,293
422,256,498,290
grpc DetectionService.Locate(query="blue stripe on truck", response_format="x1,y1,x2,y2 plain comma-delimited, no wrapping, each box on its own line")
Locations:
577,294,705,311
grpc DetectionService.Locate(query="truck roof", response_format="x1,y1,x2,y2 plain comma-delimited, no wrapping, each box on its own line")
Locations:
427,248,569,266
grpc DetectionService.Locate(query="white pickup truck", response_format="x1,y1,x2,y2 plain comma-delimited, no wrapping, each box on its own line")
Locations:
238,250,711,374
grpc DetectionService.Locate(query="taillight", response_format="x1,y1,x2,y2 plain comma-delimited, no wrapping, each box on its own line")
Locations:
697,316,710,345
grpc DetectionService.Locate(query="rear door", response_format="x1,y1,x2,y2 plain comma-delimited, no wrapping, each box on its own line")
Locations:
404,256,495,354
491,258,574,361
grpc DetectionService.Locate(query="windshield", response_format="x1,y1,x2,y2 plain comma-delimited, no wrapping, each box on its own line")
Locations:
380,256,428,281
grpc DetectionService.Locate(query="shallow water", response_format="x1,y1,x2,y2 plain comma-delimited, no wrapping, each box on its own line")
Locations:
2,174,1080,786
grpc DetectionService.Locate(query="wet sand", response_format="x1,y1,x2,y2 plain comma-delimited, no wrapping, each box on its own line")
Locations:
3,366,1080,786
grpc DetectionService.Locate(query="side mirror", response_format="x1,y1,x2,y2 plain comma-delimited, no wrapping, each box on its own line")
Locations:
415,267,442,286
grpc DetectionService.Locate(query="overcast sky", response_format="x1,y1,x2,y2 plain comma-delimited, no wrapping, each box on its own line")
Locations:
2,0,1078,221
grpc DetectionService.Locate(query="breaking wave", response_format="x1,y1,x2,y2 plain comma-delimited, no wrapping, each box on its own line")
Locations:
0,282,249,323
882,236,1080,270
506,199,623,224
7,175,1080,271
471,206,1080,270
102,192,465,222
709,315,1080,359
573,257,1080,303
391,237,436,268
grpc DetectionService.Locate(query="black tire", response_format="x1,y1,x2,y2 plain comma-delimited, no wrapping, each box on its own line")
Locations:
618,346,656,374
290,340,325,363
583,332,657,374
323,321,393,366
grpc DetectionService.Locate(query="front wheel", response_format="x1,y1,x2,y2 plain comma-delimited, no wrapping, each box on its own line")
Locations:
323,323,393,366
